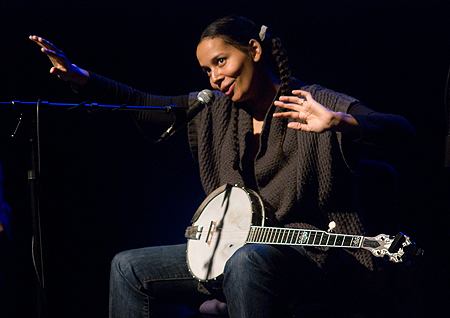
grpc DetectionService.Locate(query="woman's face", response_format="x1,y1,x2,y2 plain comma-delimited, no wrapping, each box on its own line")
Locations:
196,37,261,103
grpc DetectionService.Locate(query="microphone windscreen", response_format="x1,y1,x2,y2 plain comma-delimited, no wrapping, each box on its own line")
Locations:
197,89,215,106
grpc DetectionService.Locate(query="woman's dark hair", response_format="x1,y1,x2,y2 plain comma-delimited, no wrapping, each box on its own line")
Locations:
201,16,290,172
200,15,292,95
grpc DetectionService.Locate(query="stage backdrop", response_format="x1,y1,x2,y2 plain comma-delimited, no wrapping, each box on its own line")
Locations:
1,1,449,317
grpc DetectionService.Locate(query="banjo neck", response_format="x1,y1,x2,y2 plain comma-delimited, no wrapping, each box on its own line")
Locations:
186,184,423,281
247,226,363,249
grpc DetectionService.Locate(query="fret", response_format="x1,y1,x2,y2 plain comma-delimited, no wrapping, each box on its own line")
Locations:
273,228,280,243
267,228,273,244
284,229,290,244
284,229,291,244
250,227,256,243
290,229,297,244
291,229,300,244
326,233,332,245
259,228,265,242
269,228,275,243
260,228,267,243
289,229,296,244
280,228,287,244
265,228,272,243
293,230,300,244
264,228,271,243
254,227,260,242
266,228,273,243
331,234,337,246
249,227,256,243
260,227,267,243
275,228,282,243
249,227,255,242
247,227,254,242
280,228,286,244
295,229,301,244
255,227,262,243
272,228,279,243
259,228,266,243
319,232,329,246
343,236,353,247
334,235,344,246
251,227,258,243
287,229,294,244
313,232,323,245
307,231,316,245
292,230,299,245
308,231,315,245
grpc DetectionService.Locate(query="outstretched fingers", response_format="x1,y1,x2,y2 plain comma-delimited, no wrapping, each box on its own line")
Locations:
272,110,302,120
29,35,61,53
276,90,312,111
277,95,305,105
29,35,89,85
273,90,334,132
29,35,71,72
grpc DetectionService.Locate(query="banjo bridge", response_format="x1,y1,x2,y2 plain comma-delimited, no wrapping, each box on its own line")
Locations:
205,221,217,246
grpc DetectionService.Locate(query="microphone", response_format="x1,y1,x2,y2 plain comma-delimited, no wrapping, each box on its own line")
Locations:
157,89,215,142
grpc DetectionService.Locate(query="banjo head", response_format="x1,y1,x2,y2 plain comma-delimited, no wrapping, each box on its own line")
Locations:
186,185,263,281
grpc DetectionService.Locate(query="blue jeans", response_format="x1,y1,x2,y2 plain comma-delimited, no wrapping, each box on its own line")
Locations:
109,244,204,317
109,243,333,318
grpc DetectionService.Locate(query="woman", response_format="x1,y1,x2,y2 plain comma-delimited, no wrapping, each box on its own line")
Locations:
30,16,414,318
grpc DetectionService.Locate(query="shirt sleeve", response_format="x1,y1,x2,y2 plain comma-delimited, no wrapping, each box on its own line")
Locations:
73,71,193,127
77,72,190,107
348,102,416,150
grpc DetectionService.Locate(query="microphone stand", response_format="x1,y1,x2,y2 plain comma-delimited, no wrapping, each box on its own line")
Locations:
9,100,46,318
30,101,45,318
2,100,183,317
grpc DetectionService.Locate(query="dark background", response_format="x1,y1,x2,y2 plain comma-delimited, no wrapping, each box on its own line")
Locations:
0,0,449,317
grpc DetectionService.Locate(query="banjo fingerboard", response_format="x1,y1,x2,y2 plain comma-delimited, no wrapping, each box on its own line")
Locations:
247,226,363,248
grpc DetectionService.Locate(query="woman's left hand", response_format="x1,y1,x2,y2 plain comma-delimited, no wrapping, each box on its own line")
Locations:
273,90,360,134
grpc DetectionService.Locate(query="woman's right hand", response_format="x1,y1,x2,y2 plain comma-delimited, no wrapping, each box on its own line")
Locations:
29,35,89,86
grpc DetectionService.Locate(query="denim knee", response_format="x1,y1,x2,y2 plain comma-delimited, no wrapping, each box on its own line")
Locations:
223,245,273,283
225,245,266,268
111,250,137,281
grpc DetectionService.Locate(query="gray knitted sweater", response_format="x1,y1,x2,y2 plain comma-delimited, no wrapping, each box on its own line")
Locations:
187,83,373,269
83,73,415,270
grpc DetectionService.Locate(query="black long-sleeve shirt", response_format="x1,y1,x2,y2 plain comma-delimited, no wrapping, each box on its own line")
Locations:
81,72,416,269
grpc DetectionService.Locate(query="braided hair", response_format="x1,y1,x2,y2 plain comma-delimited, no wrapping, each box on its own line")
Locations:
200,16,292,172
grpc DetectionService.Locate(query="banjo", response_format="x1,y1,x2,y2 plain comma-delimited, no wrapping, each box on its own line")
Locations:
185,184,423,282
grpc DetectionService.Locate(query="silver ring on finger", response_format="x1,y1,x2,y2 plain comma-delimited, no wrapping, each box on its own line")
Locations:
300,99,306,105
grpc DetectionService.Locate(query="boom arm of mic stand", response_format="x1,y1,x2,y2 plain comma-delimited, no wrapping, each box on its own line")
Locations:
1,100,181,112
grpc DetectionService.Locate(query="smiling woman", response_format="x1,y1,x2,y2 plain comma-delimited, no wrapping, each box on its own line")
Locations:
30,15,416,318
196,37,265,104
